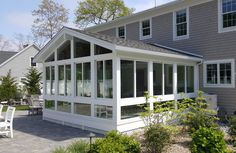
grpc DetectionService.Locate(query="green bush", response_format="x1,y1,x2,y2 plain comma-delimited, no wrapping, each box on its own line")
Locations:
53,141,89,153
229,116,236,138
144,124,171,153
92,131,141,153
191,127,228,153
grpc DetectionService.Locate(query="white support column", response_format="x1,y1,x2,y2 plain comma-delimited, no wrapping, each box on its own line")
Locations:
115,57,121,124
55,62,58,111
194,64,199,94
91,43,95,117
148,61,154,110
134,61,136,98
70,38,74,59
173,63,178,109
162,64,165,96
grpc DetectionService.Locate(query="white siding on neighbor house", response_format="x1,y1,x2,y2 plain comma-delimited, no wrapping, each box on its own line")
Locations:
0,45,42,85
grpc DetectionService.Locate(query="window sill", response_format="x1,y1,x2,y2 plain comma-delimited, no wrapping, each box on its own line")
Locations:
173,35,189,41
203,84,235,88
218,26,236,33
140,35,152,40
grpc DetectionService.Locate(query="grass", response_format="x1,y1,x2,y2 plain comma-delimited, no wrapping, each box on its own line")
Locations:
2,105,29,112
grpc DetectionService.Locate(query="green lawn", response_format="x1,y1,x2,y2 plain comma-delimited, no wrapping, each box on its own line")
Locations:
2,105,29,112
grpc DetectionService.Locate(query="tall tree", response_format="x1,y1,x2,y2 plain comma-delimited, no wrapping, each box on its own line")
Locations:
32,0,69,40
75,0,134,28
0,70,17,102
22,67,42,95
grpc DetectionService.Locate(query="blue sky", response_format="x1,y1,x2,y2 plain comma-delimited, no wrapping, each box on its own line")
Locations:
0,0,173,43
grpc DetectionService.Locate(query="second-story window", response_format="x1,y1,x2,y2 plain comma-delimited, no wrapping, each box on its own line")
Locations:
117,26,126,39
174,8,189,40
30,57,37,67
221,0,236,29
140,19,152,40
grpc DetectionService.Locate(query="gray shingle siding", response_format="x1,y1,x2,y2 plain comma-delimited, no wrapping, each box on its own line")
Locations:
0,51,17,65
98,0,236,114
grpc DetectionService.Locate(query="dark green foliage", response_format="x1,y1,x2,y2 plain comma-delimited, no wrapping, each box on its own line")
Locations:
0,70,17,101
144,124,171,153
22,67,42,95
229,116,236,138
191,127,228,153
53,141,89,153
92,131,141,153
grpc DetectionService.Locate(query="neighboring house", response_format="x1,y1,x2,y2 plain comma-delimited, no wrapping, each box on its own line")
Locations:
34,0,236,133
0,45,42,88
0,51,17,65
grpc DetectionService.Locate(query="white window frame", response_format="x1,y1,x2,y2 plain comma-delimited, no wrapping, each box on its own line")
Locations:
116,25,126,39
173,8,189,41
139,18,152,40
30,56,37,67
203,59,235,88
218,0,236,33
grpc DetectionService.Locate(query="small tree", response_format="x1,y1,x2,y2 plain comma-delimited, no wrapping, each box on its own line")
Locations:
22,67,42,95
0,70,17,102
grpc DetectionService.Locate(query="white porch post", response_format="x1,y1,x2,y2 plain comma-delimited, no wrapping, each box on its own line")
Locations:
91,43,95,117
70,38,75,114
114,57,121,124
194,64,199,94
55,51,58,111
173,63,178,109
148,61,154,110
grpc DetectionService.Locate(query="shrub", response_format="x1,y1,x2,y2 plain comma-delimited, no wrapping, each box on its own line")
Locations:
52,141,89,153
92,131,140,153
191,127,228,153
229,116,236,138
144,124,171,153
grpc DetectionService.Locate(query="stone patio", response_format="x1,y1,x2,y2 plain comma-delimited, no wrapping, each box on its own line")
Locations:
0,111,103,153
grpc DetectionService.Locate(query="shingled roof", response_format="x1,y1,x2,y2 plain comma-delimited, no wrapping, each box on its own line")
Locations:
0,51,17,65
66,27,202,58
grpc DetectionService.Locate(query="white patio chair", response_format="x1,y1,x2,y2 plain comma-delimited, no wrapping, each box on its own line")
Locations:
0,104,4,120
0,106,16,138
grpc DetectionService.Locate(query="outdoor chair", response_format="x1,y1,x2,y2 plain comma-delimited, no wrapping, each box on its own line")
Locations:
28,95,43,115
0,106,16,138
0,104,4,120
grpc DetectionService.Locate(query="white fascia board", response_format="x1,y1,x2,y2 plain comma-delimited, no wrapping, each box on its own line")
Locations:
34,27,116,63
87,0,214,33
115,45,202,62
0,44,38,68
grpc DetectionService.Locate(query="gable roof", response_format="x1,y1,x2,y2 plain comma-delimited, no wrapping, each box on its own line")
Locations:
67,27,202,58
0,44,39,68
86,0,212,32
0,51,17,65
35,27,202,63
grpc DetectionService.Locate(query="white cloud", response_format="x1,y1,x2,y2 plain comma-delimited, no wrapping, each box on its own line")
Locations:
6,12,34,29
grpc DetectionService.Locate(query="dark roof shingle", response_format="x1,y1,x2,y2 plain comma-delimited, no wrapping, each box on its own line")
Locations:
0,51,17,65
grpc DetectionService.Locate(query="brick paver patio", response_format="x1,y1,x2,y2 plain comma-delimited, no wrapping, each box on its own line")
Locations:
0,111,102,153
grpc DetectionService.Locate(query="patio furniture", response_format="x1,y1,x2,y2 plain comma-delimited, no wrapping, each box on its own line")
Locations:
0,104,4,120
0,106,16,138
28,95,43,115
0,101,8,105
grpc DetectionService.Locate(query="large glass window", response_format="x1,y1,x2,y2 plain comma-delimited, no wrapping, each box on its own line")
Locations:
164,64,173,95
153,63,163,95
121,105,146,119
95,45,112,55
58,65,65,95
222,0,236,28
65,65,71,96
186,66,194,93
177,65,185,93
220,63,232,84
76,63,91,97
57,40,71,60
136,61,148,97
74,38,90,58
121,60,134,98
45,53,55,62
175,9,188,37
74,103,91,116
97,60,113,98
141,19,151,38
207,64,218,84
94,105,112,119
57,101,71,113
46,66,55,95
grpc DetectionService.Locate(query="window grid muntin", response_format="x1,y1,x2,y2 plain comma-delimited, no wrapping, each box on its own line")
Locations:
176,9,187,36
222,0,236,28
118,26,125,38
142,20,151,36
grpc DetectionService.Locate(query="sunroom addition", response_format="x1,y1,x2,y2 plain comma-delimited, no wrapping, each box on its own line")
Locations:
34,27,202,133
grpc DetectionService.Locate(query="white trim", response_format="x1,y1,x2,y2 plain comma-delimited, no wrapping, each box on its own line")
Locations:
218,0,236,33
173,7,190,41
203,59,235,88
116,25,126,39
139,18,152,40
